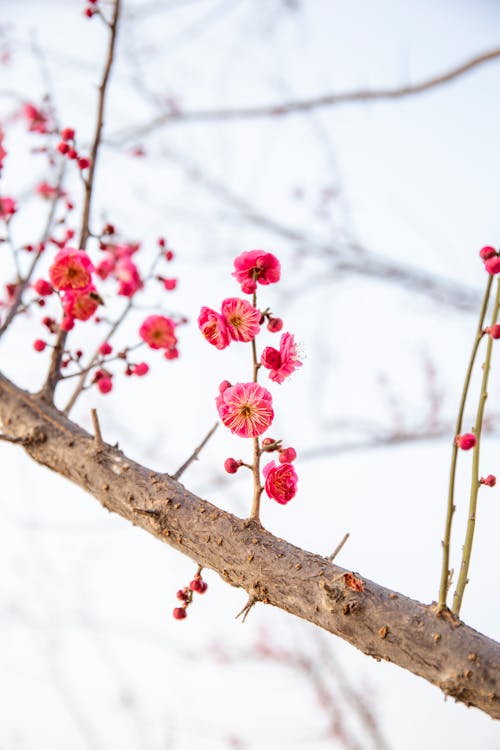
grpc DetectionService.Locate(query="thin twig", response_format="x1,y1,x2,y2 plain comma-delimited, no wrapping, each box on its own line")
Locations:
172,422,219,480
327,532,350,562
235,595,257,623
114,47,500,142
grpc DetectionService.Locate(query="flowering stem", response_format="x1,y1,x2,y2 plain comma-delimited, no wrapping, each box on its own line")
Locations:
451,276,500,616
40,0,121,403
249,288,263,521
437,276,493,610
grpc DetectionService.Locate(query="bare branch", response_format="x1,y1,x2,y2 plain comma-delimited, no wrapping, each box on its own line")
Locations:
115,47,500,142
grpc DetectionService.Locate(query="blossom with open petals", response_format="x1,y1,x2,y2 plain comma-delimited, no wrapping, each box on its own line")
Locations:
198,307,230,349
232,250,281,294
62,286,102,321
49,247,94,291
261,332,301,384
263,460,297,504
140,315,177,350
216,381,273,437
221,297,260,342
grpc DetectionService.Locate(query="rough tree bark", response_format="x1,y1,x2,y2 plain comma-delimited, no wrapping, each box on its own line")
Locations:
0,369,498,719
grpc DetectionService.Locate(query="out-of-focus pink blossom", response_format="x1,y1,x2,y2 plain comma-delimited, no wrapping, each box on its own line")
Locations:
62,286,101,321
115,257,142,297
140,315,177,350
216,381,273,438
0,196,16,219
49,248,94,291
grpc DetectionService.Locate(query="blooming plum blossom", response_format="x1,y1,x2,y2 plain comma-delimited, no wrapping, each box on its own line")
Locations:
261,332,302,384
232,250,281,293
49,248,94,291
198,307,230,350
140,315,177,350
221,297,260,342
216,381,274,438
263,460,298,504
62,286,102,321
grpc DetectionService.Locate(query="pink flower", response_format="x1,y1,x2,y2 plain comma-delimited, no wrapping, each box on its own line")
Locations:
49,247,94,291
198,307,230,350
0,196,16,219
263,461,298,504
62,286,101,321
261,332,302,384
115,258,142,297
140,315,177,350
233,250,281,293
216,381,274,437
221,297,260,342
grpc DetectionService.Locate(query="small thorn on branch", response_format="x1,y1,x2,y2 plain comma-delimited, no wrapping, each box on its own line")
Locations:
91,407,104,450
327,532,350,562
236,594,258,623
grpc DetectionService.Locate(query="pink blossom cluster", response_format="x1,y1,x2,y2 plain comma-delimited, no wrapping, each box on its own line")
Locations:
198,250,300,508
29,232,182,396
96,240,143,297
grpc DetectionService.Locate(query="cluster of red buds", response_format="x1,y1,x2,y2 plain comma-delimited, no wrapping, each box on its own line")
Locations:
56,127,90,171
173,570,208,620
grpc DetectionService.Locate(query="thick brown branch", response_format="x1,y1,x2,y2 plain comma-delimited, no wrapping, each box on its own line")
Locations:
116,47,500,141
0,370,498,718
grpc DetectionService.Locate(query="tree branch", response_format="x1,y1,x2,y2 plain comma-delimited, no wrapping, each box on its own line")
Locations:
0,368,498,719
39,0,122,404
115,47,500,142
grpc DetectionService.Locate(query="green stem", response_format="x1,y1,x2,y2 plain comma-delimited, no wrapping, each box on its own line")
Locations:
451,276,500,616
437,276,493,610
